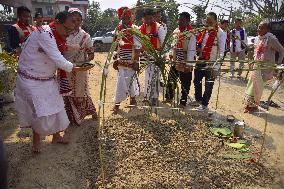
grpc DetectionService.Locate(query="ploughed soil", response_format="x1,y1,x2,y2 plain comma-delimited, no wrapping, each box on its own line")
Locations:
1,52,283,189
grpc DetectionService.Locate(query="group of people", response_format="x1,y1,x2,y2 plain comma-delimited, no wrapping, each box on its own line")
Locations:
113,8,226,113
9,6,97,153
5,5,284,155
112,7,284,114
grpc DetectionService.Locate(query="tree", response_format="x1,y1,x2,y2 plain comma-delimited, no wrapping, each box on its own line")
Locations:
84,1,101,36
191,0,209,26
84,2,119,36
98,8,119,32
0,4,14,22
103,8,117,17
0,10,13,22
238,0,284,18
165,0,179,32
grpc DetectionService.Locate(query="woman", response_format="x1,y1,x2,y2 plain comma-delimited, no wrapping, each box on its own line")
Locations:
244,21,284,113
64,8,97,125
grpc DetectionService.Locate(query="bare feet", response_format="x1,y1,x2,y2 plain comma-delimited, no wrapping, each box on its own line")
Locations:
52,132,69,144
32,130,41,154
92,113,98,120
112,104,120,114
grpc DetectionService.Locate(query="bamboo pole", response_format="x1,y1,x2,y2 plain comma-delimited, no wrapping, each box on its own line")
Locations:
258,77,284,162
215,75,221,110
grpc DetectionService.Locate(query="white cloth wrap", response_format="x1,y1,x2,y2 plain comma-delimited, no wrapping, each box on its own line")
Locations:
144,64,160,99
114,68,139,103
15,76,69,136
15,25,73,135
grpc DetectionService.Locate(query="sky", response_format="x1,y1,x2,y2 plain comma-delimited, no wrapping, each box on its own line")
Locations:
91,0,240,19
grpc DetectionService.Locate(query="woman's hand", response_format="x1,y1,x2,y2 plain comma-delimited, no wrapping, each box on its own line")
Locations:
87,53,94,61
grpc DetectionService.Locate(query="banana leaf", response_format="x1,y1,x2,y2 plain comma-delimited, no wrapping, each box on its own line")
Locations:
210,127,233,137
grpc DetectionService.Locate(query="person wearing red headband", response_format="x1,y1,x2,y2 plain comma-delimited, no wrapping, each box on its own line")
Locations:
112,7,142,114
165,12,196,107
139,9,166,106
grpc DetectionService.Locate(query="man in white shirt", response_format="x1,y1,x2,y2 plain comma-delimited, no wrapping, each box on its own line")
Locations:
15,11,89,153
140,9,166,106
220,19,230,57
230,18,248,78
194,12,227,111
165,12,196,107
112,7,141,114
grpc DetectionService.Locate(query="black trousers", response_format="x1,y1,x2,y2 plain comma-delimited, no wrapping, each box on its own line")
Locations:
193,68,215,107
0,138,8,189
165,66,192,105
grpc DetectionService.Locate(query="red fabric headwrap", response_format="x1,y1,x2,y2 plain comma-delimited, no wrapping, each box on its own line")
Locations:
117,7,132,19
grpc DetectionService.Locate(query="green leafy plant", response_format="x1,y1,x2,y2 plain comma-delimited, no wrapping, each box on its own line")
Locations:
0,51,18,94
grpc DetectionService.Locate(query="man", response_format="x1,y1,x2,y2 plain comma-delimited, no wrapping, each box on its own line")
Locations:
230,18,248,78
220,19,230,57
165,12,196,107
112,7,141,114
244,21,284,113
140,9,166,106
34,12,44,28
194,12,226,111
8,6,36,55
15,11,87,153
0,137,8,189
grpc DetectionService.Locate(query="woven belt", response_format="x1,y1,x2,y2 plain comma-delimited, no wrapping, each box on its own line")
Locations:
118,60,134,68
18,69,55,81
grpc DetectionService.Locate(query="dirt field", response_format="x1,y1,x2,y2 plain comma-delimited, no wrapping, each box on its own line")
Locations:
0,52,283,189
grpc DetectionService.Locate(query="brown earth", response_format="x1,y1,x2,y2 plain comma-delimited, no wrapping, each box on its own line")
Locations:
0,52,283,189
